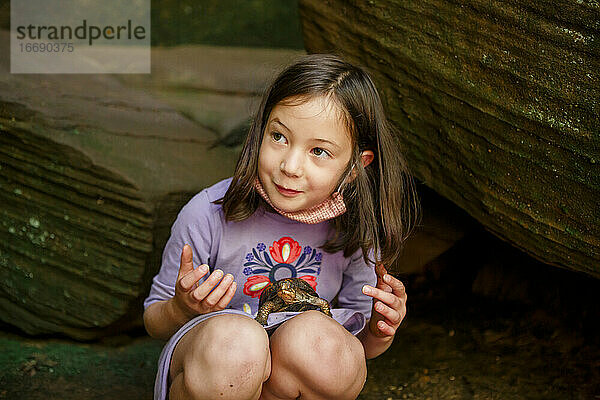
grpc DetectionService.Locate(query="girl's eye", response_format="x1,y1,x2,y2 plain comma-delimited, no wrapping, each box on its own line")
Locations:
271,132,286,143
311,147,330,158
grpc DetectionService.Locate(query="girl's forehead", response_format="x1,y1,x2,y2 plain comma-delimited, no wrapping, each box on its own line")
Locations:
274,95,341,118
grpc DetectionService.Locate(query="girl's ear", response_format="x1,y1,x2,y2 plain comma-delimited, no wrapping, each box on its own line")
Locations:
360,150,375,168
349,150,375,182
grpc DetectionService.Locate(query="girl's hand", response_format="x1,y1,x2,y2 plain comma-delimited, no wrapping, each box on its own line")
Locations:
170,244,237,321
363,264,407,338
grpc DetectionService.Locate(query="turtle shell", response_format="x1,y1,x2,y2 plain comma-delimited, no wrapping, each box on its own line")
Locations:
255,277,332,325
257,277,318,308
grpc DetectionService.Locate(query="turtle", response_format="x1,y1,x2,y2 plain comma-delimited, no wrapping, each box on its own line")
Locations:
255,278,333,325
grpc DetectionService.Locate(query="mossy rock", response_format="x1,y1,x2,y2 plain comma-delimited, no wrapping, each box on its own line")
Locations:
0,31,241,339
298,0,600,277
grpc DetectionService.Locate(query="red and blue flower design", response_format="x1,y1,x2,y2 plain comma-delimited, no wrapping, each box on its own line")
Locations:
242,236,322,298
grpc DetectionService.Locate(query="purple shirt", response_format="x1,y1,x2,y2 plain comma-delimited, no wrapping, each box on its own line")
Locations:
144,178,377,320
145,178,378,400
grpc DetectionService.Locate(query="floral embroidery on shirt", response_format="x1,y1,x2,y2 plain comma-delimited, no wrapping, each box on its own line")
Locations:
242,236,322,298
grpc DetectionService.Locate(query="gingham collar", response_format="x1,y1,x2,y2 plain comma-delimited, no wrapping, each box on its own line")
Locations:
254,178,346,224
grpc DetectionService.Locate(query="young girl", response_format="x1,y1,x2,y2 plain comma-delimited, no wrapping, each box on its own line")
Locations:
143,54,419,400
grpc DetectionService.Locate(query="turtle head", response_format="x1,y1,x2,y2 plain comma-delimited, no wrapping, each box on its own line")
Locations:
278,279,296,304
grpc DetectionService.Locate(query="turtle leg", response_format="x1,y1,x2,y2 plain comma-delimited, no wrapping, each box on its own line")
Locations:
255,301,276,325
317,299,333,317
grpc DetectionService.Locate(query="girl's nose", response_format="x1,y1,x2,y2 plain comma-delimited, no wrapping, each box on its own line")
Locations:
280,152,303,177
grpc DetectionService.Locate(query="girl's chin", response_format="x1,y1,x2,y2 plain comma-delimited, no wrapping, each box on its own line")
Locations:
270,196,309,212
271,201,304,213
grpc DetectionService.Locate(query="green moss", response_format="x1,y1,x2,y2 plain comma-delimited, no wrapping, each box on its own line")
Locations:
564,227,580,238
0,335,163,394
151,0,304,48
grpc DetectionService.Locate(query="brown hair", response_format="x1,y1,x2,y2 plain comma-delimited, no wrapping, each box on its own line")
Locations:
218,54,420,268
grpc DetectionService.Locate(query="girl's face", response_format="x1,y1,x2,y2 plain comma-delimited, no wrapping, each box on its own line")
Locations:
258,96,353,213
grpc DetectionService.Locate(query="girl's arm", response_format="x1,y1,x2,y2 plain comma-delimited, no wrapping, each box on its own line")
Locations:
358,264,407,359
144,244,237,341
143,297,192,341
357,321,395,359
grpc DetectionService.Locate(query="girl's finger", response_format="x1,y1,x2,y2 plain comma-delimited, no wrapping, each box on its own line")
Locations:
375,263,388,280
214,281,237,310
376,319,396,337
202,273,234,307
177,244,195,281
363,285,403,310
178,264,209,291
192,269,224,301
375,265,393,293
380,282,393,293
383,274,407,300
374,301,402,326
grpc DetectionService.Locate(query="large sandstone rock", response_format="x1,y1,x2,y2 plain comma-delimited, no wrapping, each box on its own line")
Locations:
118,45,305,143
0,32,302,338
298,0,600,277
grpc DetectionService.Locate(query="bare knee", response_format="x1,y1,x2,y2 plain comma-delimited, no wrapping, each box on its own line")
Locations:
270,311,366,399
172,314,270,400
195,314,269,365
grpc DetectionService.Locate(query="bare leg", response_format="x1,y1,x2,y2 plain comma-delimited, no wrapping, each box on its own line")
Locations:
260,311,367,400
169,314,271,400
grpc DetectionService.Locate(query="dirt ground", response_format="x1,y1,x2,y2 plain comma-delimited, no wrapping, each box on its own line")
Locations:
1,233,599,400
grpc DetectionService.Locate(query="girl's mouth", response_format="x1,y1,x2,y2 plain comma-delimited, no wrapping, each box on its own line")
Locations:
275,183,302,197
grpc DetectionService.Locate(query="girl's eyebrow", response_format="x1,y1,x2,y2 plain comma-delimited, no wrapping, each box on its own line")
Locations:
272,119,290,132
271,118,341,150
313,138,341,150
